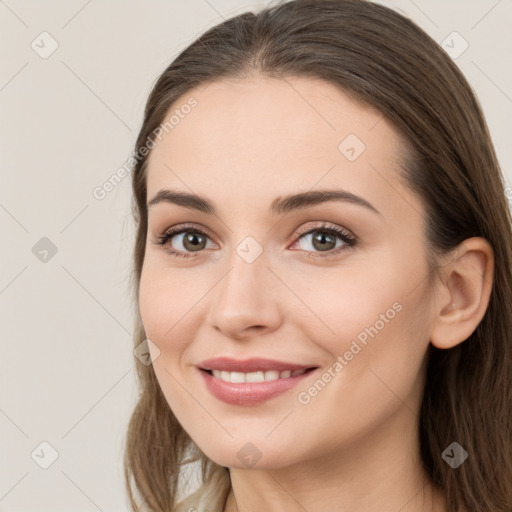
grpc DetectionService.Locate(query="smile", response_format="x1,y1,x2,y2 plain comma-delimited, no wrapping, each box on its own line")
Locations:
210,368,308,383
197,357,319,406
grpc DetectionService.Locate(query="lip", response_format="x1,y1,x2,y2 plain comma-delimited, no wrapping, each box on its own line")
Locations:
198,357,313,373
197,358,319,406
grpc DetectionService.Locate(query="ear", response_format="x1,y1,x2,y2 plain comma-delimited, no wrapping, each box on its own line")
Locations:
430,237,494,350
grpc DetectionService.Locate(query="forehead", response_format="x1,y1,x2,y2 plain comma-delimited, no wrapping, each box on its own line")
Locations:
144,75,418,221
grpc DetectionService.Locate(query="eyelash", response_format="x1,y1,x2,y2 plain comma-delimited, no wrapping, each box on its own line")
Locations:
153,222,356,259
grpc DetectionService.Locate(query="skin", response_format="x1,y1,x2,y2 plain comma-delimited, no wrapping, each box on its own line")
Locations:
139,74,493,512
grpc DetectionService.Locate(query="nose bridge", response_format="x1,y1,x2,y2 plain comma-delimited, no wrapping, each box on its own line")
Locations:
216,242,271,308
207,240,282,336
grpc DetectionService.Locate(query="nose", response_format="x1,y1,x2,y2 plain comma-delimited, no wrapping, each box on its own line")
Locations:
206,253,284,341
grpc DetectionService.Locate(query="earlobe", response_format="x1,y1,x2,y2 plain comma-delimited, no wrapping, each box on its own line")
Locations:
429,237,494,350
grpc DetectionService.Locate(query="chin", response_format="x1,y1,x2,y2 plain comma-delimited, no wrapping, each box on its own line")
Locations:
192,436,303,471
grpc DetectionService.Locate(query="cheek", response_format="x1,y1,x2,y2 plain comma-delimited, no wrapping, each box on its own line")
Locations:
289,299,430,460
138,261,192,360
286,250,431,397
282,260,406,354
309,247,429,351
138,264,166,341
138,264,197,417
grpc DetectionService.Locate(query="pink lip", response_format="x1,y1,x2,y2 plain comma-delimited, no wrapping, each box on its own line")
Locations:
197,358,318,406
198,357,313,373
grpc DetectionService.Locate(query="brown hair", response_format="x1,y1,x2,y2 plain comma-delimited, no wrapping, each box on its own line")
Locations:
124,1,512,510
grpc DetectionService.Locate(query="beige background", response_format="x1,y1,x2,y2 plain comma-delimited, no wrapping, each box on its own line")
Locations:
1,0,511,510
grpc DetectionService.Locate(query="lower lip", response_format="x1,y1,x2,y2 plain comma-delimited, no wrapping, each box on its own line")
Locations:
199,368,317,406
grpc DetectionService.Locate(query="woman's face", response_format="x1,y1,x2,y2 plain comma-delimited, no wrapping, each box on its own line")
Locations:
139,75,436,470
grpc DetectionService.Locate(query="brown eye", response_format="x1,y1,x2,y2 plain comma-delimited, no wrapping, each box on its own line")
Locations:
178,231,208,252
292,224,356,257
154,225,215,258
309,231,338,251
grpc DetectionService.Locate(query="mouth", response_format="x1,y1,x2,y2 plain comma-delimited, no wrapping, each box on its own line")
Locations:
197,357,319,406
201,367,316,383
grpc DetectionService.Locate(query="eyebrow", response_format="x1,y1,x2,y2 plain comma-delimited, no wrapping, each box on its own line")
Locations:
147,188,381,216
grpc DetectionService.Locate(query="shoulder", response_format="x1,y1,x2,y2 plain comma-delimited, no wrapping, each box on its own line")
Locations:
173,468,231,512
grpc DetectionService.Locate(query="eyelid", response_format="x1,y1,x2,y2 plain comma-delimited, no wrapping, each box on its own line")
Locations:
294,221,353,239
152,223,216,248
155,221,352,241
153,221,356,258
155,222,215,240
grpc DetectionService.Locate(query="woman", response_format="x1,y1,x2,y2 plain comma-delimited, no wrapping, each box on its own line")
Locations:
124,1,512,511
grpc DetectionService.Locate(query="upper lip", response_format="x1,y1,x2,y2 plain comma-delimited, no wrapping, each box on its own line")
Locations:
198,357,317,373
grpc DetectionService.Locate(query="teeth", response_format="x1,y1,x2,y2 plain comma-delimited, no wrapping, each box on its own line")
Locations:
246,371,265,382
211,368,307,383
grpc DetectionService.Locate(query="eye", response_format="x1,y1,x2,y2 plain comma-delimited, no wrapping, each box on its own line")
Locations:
291,223,356,258
152,222,356,259
153,224,215,258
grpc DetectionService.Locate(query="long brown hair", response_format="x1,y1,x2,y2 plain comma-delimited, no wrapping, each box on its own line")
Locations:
124,1,512,510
